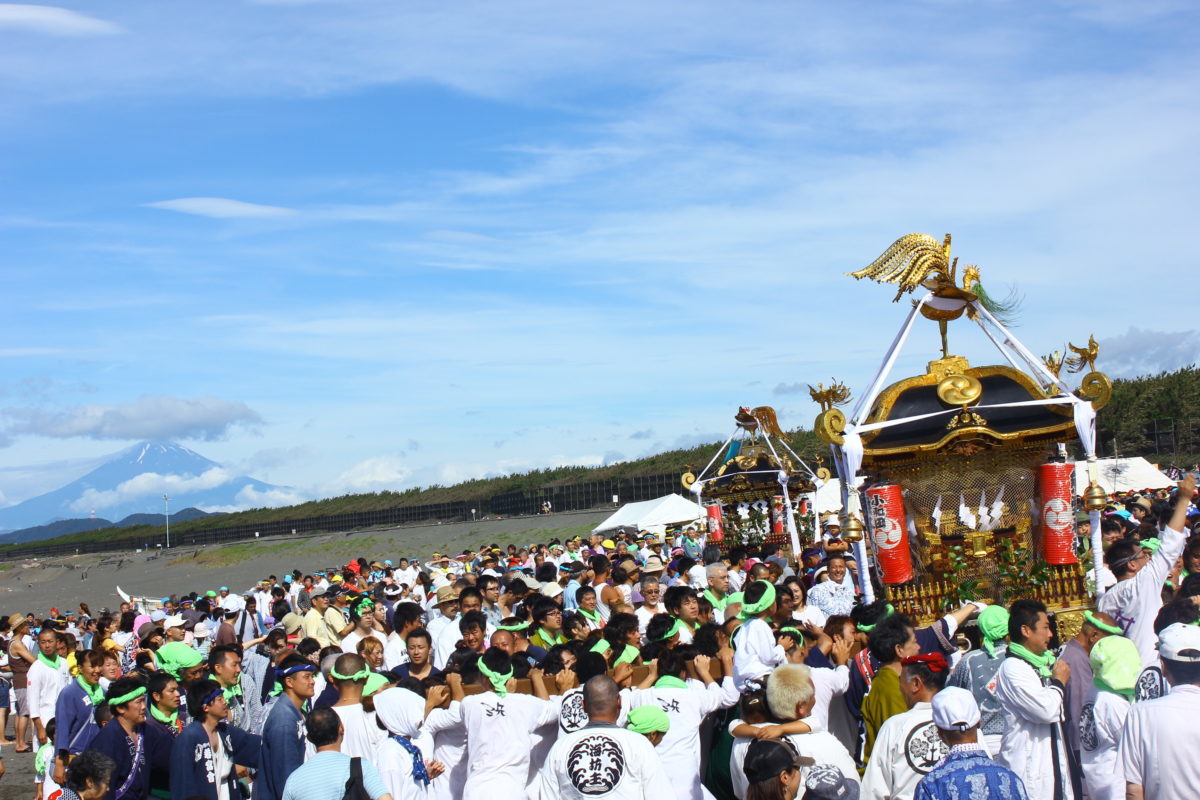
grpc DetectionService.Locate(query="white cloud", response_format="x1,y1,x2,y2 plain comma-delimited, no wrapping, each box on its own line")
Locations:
1,395,262,443
1097,328,1200,379
69,466,233,512
325,456,412,496
145,197,296,219
0,4,122,36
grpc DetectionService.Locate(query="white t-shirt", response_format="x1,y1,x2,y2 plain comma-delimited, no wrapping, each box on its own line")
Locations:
731,618,787,691
793,604,828,628
809,665,850,733
333,702,386,762
341,629,388,655
1119,683,1200,800
635,604,663,635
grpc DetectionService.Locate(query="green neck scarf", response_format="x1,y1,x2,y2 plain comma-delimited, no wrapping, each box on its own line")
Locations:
654,675,688,690
537,628,565,646
1009,643,1056,678
38,652,62,670
703,589,728,611
77,675,104,705
577,607,602,625
221,683,243,702
150,704,179,727
1094,676,1134,701
477,660,514,697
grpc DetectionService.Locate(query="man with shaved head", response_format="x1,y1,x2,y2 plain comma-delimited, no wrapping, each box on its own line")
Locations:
540,676,674,798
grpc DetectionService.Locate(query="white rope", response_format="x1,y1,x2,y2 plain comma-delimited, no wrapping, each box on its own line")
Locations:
694,430,739,483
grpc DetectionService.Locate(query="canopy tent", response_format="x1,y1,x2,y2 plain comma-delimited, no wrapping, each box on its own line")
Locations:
1074,457,1172,495
592,494,705,536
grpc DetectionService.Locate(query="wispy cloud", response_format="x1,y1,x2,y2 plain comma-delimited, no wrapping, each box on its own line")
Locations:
1097,328,1200,379
1,395,262,444
145,197,296,219
0,4,122,37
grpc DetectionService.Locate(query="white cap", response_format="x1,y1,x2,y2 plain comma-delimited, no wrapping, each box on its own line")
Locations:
1158,623,1200,662
193,622,211,638
163,614,186,629
541,581,564,599
931,687,981,731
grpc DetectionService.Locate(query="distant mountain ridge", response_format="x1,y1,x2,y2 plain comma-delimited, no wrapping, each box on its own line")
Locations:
0,507,218,544
0,442,284,537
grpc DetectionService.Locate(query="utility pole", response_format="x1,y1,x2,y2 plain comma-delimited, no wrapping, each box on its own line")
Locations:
164,494,170,549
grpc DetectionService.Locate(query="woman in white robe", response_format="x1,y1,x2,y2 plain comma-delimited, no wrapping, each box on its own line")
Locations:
374,687,445,800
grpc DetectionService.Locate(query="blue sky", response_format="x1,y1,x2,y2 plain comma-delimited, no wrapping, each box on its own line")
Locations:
2,0,1199,512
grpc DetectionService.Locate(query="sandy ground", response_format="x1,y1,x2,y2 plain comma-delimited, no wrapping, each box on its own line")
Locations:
0,508,613,616
0,508,615,797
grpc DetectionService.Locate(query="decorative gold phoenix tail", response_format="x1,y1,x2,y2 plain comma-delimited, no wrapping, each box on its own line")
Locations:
847,233,954,302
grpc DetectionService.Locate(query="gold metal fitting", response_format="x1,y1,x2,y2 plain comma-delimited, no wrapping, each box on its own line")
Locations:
840,513,865,543
1083,482,1107,512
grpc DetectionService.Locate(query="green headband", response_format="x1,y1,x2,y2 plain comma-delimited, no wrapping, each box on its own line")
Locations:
590,639,612,654
778,626,803,639
108,686,147,707
739,581,777,619
477,660,514,697
496,620,531,632
1085,611,1125,636
856,604,895,634
627,705,670,735
331,666,371,682
654,618,683,641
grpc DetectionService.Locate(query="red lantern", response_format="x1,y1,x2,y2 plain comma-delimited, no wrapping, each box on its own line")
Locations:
1039,462,1078,564
771,495,785,534
706,504,724,542
865,484,915,583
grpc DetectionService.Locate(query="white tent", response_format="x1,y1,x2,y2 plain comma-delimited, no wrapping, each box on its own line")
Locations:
1074,457,1173,495
592,494,705,535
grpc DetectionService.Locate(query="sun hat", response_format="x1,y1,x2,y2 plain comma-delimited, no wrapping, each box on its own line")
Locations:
279,613,305,636
643,555,666,573
193,622,211,638
435,586,460,606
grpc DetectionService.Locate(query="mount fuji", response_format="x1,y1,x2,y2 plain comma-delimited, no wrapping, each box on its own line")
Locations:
0,441,290,536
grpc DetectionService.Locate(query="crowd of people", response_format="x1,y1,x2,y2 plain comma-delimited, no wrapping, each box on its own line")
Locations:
0,474,1196,800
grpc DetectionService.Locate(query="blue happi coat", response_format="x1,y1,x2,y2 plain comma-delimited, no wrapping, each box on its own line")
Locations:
90,718,172,800
252,696,307,800
169,719,260,800
915,744,1031,800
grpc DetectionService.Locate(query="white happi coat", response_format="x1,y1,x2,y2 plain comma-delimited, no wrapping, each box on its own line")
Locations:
1079,687,1129,800
862,701,948,800
1098,523,1186,666
731,617,788,691
995,657,1073,800
462,690,559,796
625,677,738,800
539,722,675,800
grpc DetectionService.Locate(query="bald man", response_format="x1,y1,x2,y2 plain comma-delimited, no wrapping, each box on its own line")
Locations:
540,676,674,799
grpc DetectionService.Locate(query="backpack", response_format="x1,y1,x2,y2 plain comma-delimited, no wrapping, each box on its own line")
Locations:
341,757,371,800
